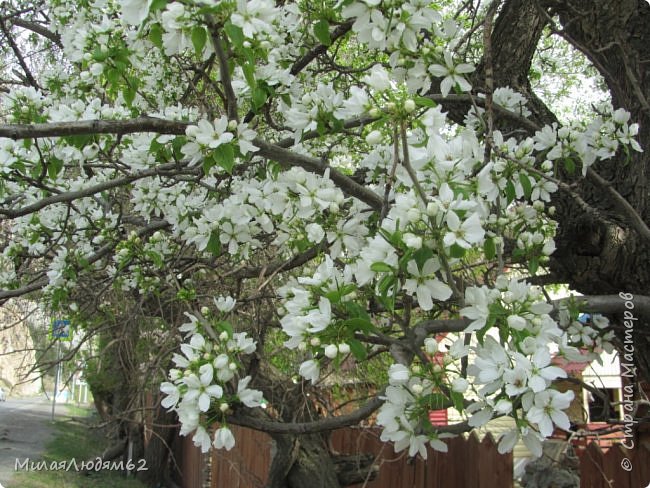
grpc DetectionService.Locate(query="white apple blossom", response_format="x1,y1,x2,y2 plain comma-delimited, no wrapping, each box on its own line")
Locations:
526,389,574,437
214,427,236,451
428,51,474,97
403,258,452,310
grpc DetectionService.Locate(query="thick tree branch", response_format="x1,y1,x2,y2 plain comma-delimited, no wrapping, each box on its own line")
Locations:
228,397,383,434
253,139,383,210
0,118,383,210
585,168,650,244
207,19,238,122
553,294,650,319
0,117,188,139
10,18,62,47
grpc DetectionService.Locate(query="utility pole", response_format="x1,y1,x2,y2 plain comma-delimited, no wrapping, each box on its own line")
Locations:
51,340,61,420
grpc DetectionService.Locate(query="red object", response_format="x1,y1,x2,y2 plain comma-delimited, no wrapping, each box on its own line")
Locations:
429,409,448,426
551,355,590,375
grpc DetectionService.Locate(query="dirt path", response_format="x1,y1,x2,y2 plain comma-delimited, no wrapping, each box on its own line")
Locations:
0,396,55,486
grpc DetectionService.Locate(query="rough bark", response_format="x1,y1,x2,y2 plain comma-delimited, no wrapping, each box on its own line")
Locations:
536,0,650,298
535,0,650,379
137,405,179,486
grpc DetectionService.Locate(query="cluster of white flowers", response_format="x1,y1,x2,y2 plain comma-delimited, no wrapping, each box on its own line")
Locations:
160,302,264,453
376,363,451,459
533,105,642,176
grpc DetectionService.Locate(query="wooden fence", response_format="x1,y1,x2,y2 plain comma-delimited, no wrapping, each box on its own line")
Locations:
579,442,650,488
205,426,512,488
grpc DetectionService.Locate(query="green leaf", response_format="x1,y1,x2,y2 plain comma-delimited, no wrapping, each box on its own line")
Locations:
63,135,92,149
252,86,267,110
343,301,370,321
564,157,576,175
207,230,221,256
343,318,376,334
149,24,163,49
150,0,168,11
528,255,539,275
216,320,233,338
477,323,490,345
191,26,207,55
242,63,256,89
313,19,331,46
450,390,465,413
412,247,433,270
105,68,121,85
48,157,64,179
377,274,396,302
415,96,436,108
449,243,466,258
347,338,368,360
505,179,516,204
92,47,109,62
208,144,235,174
370,262,394,273
171,136,186,159
519,172,532,200
146,250,164,268
224,23,245,49
123,85,136,106
484,237,496,260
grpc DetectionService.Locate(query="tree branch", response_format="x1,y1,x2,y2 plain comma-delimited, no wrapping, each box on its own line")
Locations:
10,18,62,47
228,397,383,434
0,117,188,140
585,168,650,244
207,19,238,122
0,17,40,89
0,163,197,219
0,118,383,210
553,294,650,319
253,139,383,210
290,21,354,76
0,219,169,303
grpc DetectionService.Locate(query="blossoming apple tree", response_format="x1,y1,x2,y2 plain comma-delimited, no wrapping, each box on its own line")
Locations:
0,0,648,486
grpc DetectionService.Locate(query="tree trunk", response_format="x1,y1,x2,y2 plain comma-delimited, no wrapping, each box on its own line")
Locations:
538,0,650,380
266,432,376,488
137,404,179,486
447,0,650,382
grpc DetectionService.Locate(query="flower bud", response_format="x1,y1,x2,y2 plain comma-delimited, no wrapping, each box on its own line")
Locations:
426,201,439,217
424,337,438,354
324,344,338,359
404,99,416,113
365,130,382,145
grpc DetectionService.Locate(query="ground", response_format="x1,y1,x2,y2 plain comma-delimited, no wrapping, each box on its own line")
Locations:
0,395,55,486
